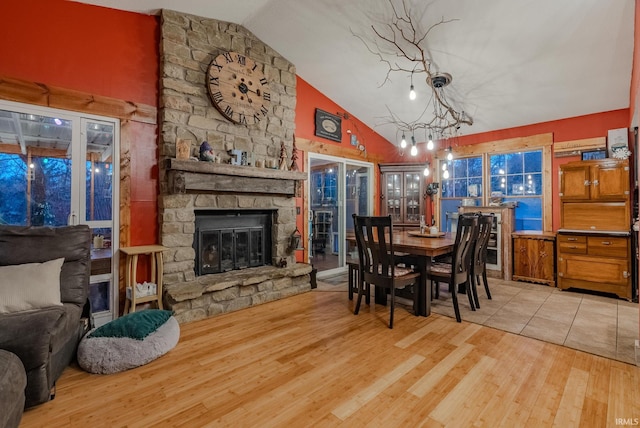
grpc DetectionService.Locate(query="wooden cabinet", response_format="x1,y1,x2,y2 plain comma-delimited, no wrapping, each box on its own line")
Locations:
559,159,629,201
512,231,556,286
380,163,426,228
560,159,631,232
558,158,632,300
557,232,631,300
459,205,515,280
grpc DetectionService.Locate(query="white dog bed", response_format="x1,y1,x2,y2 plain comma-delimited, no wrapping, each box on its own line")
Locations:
78,310,179,374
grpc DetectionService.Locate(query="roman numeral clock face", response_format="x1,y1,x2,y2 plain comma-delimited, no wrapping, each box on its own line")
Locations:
206,51,271,125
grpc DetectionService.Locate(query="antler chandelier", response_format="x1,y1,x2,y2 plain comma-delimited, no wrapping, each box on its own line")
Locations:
359,0,473,150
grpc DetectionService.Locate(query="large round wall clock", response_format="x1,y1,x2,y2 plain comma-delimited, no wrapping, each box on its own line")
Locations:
206,51,271,125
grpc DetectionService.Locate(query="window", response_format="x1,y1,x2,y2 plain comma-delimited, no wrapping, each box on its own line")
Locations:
490,150,543,230
436,134,551,232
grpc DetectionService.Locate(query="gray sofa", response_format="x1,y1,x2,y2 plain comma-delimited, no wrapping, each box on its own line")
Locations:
0,349,27,428
0,225,91,409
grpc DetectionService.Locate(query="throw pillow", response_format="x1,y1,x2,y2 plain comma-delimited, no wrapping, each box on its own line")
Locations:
0,258,65,314
88,309,173,340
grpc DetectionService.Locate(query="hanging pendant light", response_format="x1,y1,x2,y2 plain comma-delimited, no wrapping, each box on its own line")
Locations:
410,135,417,156
423,165,430,176
443,169,450,179
400,133,407,148
409,84,416,100
426,134,434,151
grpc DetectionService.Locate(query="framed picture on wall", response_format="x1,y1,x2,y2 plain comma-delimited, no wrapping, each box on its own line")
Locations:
314,109,342,142
581,149,607,161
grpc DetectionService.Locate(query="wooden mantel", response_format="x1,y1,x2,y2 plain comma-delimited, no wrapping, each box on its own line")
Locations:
166,158,307,196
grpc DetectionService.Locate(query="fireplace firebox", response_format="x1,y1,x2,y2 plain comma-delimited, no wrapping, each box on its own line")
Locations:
194,210,274,275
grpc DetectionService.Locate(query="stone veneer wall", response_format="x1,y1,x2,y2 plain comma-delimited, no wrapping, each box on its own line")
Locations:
157,10,310,323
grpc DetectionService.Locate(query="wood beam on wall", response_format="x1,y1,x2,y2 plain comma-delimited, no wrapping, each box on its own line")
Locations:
0,75,157,125
296,137,386,165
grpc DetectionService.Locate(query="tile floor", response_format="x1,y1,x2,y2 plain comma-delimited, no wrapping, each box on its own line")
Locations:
316,272,639,365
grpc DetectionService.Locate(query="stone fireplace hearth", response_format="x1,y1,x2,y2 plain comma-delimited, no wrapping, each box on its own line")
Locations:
160,161,310,323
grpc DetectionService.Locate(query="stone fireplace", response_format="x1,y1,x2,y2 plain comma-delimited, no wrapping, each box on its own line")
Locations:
157,11,311,323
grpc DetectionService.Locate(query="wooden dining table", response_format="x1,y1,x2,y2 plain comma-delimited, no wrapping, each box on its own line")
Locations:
346,230,455,317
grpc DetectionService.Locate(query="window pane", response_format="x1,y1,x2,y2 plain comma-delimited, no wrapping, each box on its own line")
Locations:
441,178,454,198
468,177,483,197
0,110,72,226
490,154,505,176
453,158,467,177
454,178,467,197
507,175,524,196
468,157,482,177
490,175,506,194
524,150,542,173
506,152,523,175
85,120,114,222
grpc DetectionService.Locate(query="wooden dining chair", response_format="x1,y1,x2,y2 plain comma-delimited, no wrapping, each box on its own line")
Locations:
352,214,422,329
427,213,478,322
469,213,494,308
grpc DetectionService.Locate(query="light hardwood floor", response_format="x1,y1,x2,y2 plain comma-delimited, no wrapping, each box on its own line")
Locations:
21,290,640,427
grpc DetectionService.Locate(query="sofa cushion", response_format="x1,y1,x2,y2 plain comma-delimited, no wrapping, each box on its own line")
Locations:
0,225,91,307
0,258,64,314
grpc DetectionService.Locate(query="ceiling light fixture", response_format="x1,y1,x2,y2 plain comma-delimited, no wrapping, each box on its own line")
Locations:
427,134,434,150
410,135,417,156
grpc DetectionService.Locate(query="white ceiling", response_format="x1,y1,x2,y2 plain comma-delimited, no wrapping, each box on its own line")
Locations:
72,0,635,145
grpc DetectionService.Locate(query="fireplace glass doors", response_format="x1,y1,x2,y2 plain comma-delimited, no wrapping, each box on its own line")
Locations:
194,210,273,275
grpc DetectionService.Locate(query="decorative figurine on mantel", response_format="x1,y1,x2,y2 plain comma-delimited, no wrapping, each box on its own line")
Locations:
278,141,288,171
199,141,215,162
290,138,299,172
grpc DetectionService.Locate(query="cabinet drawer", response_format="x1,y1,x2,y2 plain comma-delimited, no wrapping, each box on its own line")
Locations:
558,242,586,254
587,236,628,258
557,235,586,244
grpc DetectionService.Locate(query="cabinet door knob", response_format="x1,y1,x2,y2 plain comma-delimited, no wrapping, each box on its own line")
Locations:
592,180,599,186
584,180,591,186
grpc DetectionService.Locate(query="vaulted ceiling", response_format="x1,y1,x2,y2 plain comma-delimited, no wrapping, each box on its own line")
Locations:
72,0,635,145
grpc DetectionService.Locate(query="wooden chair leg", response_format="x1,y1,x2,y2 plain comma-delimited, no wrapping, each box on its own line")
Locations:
465,280,476,311
348,265,355,301
449,282,462,322
470,275,480,309
389,287,395,329
354,279,365,315
482,271,492,299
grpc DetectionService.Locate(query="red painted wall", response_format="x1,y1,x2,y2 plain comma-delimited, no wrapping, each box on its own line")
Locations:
296,77,400,163
0,0,159,245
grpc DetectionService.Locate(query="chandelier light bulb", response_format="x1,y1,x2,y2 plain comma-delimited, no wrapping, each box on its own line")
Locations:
442,163,448,171
427,134,434,150
443,169,450,179
447,150,453,161
410,145,418,156
409,84,416,100
423,166,430,177
400,134,407,148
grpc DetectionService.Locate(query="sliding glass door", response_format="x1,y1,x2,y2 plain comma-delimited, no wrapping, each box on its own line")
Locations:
308,154,373,276
0,100,119,326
